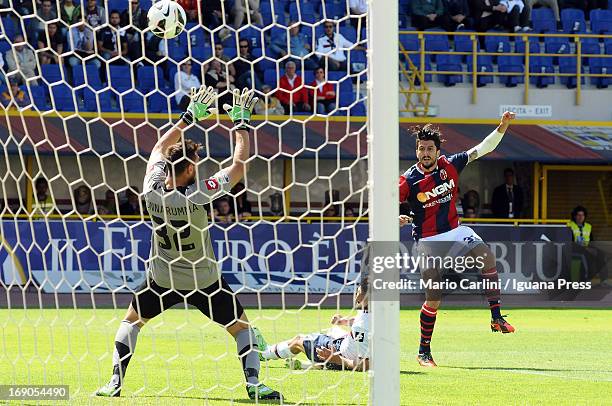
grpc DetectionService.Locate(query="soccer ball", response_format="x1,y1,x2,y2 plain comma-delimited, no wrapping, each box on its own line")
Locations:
147,0,187,39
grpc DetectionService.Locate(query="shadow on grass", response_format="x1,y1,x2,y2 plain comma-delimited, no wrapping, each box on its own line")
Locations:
442,366,612,373
400,370,426,375
140,395,359,405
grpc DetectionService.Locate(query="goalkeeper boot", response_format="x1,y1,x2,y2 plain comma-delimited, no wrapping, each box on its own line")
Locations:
95,382,121,397
246,383,283,401
417,352,437,367
252,326,268,362
491,315,516,333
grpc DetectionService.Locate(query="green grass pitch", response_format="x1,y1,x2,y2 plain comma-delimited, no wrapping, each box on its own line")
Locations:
1,308,611,405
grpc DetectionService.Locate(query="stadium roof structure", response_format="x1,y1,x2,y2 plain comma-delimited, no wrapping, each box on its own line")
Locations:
0,115,610,163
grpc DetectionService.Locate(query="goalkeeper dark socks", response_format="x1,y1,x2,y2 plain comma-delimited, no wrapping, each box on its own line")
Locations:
236,328,260,385
419,304,437,354
110,320,141,387
488,300,502,319
481,266,502,319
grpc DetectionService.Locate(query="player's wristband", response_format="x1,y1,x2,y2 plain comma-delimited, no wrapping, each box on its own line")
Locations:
179,110,195,126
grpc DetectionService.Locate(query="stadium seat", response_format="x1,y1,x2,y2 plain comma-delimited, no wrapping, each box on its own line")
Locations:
264,68,280,87
1,16,17,40
349,49,367,72
398,13,410,28
261,1,287,26
340,26,357,43
466,55,494,86
498,55,524,87
50,84,76,111
436,54,463,86
41,64,64,84
107,0,128,12
406,54,432,83
454,32,480,61
350,101,366,116
0,38,11,54
289,2,316,24
529,56,555,87
120,91,146,113
168,36,188,62
589,57,612,88
239,26,264,48
559,57,585,88
83,89,116,112
73,65,105,90
424,29,450,62
109,66,133,93
544,37,571,64
324,2,347,20
580,38,601,65
515,37,540,56
251,48,276,72
561,8,587,33
399,33,419,59
29,85,49,110
338,90,356,108
485,33,511,57
146,92,170,113
605,38,612,54
137,66,165,93
532,8,557,33
590,9,612,34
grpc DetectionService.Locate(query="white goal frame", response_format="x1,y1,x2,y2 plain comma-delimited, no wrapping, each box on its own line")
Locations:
368,0,400,405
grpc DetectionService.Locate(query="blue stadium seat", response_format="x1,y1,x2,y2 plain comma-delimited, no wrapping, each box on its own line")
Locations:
436,54,463,86
50,84,76,111
324,2,347,20
454,32,479,62
137,66,165,92
83,89,116,112
398,13,410,28
466,55,494,86
580,38,600,65
168,36,188,62
41,64,64,84
485,33,511,56
73,65,105,90
350,101,366,116
251,48,276,72
529,56,555,87
399,33,419,54
146,92,170,113
515,37,540,56
107,0,128,12
589,57,612,88
605,38,612,54
349,49,367,72
120,91,145,113
561,8,587,33
544,37,571,64
29,85,49,110
0,38,11,54
559,58,585,88
261,1,287,26
289,2,316,24
239,26,264,48
590,9,612,34
532,8,557,33
109,66,133,92
264,68,279,87
338,90,356,108
406,54,432,82
1,16,17,41
424,29,449,62
340,26,357,43
498,55,524,87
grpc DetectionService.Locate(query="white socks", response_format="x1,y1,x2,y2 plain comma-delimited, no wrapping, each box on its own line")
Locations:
262,341,294,360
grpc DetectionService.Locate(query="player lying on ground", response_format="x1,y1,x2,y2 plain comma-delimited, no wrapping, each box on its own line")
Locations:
398,112,517,368
253,280,369,372
96,86,282,401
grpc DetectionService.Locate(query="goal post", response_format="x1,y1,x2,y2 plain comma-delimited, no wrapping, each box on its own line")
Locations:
368,0,401,405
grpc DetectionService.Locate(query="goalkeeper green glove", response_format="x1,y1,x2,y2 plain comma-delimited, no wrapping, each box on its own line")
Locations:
223,88,259,130
180,85,218,125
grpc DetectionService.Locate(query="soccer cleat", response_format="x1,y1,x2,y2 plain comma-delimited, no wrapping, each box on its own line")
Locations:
491,315,516,333
246,383,283,401
285,358,302,370
95,382,121,397
252,326,268,361
417,352,437,367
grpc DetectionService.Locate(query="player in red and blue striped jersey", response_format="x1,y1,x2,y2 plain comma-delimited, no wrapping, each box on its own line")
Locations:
399,112,517,368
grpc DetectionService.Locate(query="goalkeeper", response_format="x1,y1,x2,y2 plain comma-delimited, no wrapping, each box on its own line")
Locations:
96,86,282,401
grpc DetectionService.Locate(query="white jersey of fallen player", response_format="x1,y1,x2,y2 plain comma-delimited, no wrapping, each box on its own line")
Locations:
143,160,231,290
339,310,370,362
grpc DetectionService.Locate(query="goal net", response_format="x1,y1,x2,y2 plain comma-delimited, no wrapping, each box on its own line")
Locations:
0,0,400,404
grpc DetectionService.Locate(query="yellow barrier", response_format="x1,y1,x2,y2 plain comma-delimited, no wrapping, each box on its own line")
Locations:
399,30,612,108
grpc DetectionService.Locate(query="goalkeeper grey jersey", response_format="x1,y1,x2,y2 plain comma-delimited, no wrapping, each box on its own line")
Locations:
143,160,231,290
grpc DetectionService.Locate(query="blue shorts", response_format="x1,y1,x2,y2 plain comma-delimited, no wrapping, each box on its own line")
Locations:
302,334,344,363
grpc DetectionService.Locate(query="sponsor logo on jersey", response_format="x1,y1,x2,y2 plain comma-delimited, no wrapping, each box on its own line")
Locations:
205,178,219,190
440,169,447,180
416,179,455,203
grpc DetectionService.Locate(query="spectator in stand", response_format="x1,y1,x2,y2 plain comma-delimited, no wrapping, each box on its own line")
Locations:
499,0,532,32
73,185,94,215
231,39,263,90
462,189,481,215
60,0,82,27
231,182,252,220
68,21,101,69
463,206,477,218
0,52,5,88
349,0,368,29
470,0,507,32
1,78,31,108
316,21,356,71
177,0,199,22
411,0,446,30
174,60,202,110
37,22,64,65
344,205,355,217
205,59,234,106
33,177,54,214
121,0,148,61
231,0,263,28
560,0,608,20
119,187,141,216
203,0,224,28
309,67,336,115
12,0,34,15
526,0,561,30
268,22,318,70
97,189,117,215
203,43,236,76
276,61,311,114
5,34,38,85
443,0,473,30
491,168,524,218
82,0,106,28
214,197,234,223
32,0,57,38
97,10,129,64
144,32,165,64
254,85,285,115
